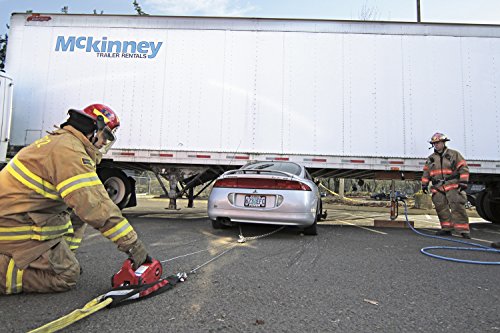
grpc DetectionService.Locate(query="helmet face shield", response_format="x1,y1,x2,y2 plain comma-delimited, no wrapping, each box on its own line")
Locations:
98,126,118,154
103,126,117,141
99,139,116,154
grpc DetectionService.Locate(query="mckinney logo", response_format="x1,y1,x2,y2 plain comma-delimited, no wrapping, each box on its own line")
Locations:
55,36,163,59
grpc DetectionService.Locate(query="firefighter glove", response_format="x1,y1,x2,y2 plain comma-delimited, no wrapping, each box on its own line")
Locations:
128,239,148,270
421,184,429,194
459,183,468,191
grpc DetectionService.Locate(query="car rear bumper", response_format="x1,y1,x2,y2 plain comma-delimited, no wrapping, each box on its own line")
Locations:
208,207,316,226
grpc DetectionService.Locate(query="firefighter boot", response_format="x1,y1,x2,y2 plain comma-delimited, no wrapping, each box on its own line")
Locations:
435,230,452,236
461,232,471,239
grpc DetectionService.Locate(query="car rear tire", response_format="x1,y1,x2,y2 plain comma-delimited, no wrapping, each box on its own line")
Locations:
303,206,318,236
303,219,317,236
317,200,323,221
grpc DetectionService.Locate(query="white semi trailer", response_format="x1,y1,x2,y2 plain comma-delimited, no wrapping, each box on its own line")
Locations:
3,13,500,222
0,73,13,165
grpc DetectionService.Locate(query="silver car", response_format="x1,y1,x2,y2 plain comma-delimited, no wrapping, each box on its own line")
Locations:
207,161,322,235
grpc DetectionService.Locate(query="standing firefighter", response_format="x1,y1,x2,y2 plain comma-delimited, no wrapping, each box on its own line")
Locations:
421,132,471,238
0,104,151,294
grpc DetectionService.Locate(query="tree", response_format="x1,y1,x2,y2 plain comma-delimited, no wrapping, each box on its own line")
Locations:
133,0,148,16
1,10,33,70
0,29,7,71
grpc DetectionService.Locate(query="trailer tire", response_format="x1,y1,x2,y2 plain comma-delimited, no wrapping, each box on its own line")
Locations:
475,191,490,221
489,202,500,224
97,168,132,209
483,191,500,224
475,190,500,224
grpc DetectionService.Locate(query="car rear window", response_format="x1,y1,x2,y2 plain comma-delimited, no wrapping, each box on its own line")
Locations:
242,162,302,176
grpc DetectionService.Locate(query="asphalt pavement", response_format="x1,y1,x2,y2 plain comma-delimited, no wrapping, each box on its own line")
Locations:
1,198,499,332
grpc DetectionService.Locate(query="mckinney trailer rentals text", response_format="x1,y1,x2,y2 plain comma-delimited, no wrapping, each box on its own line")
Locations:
55,36,163,59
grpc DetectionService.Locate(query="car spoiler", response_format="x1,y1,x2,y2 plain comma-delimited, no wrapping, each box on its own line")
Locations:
223,169,297,179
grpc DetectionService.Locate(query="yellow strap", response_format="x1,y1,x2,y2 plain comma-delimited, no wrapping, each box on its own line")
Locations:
28,296,113,333
319,183,357,203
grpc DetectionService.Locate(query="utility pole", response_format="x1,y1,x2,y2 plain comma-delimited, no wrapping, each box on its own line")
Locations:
416,0,421,23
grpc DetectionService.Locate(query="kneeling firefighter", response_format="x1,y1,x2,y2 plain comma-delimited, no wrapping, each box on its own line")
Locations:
0,104,151,294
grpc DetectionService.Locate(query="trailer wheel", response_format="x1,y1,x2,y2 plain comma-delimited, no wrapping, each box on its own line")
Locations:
475,190,500,224
475,191,490,221
97,168,132,209
482,191,500,224
489,202,500,224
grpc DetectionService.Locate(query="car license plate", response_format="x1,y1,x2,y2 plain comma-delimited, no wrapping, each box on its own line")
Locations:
244,195,266,207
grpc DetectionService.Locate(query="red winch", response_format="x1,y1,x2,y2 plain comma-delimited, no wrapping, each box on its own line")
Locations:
112,257,163,288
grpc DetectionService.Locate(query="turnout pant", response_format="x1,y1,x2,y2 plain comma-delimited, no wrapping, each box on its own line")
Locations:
432,189,469,233
0,240,80,294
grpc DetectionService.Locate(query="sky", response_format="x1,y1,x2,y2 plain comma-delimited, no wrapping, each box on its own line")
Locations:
1,0,500,36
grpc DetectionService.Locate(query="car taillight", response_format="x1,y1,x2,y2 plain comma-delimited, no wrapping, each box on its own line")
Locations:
213,178,311,191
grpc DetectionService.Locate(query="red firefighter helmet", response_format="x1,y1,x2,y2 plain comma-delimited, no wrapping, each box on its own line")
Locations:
429,132,450,144
69,104,120,141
